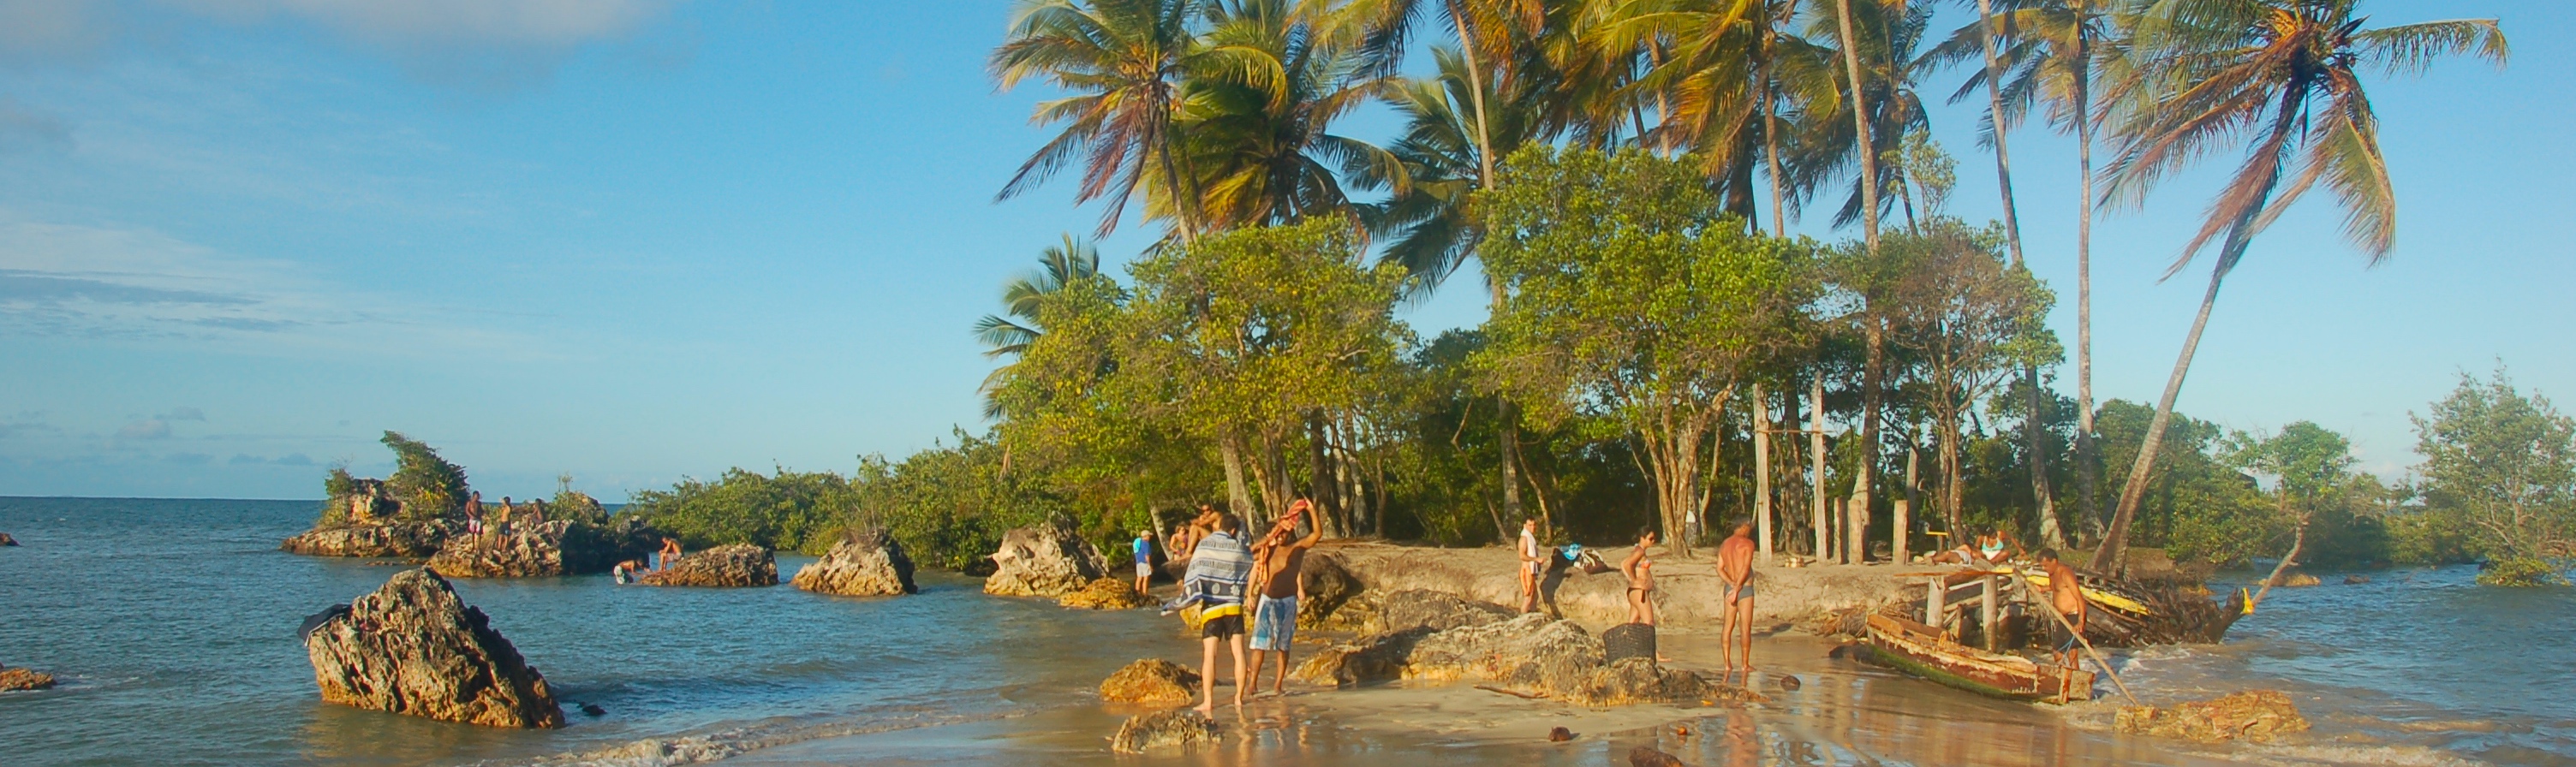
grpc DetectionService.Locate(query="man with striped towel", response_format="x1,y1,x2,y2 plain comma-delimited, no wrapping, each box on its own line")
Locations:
1161,506,1253,713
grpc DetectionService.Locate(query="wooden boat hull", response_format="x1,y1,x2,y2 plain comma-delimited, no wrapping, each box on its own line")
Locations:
1862,615,2094,704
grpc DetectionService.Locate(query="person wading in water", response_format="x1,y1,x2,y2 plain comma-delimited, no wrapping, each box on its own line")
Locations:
2038,549,2089,699
1162,507,1253,714
1246,499,1321,698
1716,520,1758,681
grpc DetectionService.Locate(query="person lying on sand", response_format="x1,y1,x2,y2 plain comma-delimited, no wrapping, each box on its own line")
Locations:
1247,499,1322,698
1161,507,1254,714
1717,520,1757,680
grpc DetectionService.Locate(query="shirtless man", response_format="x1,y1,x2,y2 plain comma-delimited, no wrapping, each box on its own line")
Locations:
1517,518,1543,614
2037,550,2089,699
1716,520,1757,680
1245,499,1322,697
463,491,485,537
657,537,683,572
1619,528,1660,625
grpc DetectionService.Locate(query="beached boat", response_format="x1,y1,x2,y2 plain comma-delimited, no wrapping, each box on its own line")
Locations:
1859,614,2095,704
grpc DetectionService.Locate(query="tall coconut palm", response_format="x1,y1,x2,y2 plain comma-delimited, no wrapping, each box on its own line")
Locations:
1599,0,1827,232
2090,0,2505,571
1357,47,1543,292
975,235,1106,419
1178,0,1400,229
993,0,1213,241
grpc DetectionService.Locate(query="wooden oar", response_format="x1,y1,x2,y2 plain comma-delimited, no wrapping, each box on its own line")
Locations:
2019,579,2141,706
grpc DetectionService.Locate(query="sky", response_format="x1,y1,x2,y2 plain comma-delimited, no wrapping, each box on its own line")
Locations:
0,0,2567,501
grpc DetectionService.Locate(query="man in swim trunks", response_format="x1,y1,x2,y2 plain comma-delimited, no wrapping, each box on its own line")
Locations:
1162,506,1254,714
1518,517,1543,614
1247,499,1322,697
1717,520,1757,680
2037,550,2089,698
657,536,683,572
464,491,484,537
1132,529,1157,595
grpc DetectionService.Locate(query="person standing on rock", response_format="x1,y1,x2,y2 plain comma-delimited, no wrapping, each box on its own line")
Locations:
1161,507,1253,714
496,497,515,536
1717,520,1758,681
1518,517,1543,614
1247,499,1321,698
657,537,683,572
465,492,485,538
1132,529,1157,595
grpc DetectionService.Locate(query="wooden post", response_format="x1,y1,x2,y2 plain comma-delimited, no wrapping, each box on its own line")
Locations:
1810,377,1828,562
1848,491,1869,563
1980,575,2000,651
1755,383,1773,564
1924,578,1942,627
1893,499,1911,564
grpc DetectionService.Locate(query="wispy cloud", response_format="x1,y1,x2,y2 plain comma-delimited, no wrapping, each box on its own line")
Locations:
0,96,72,153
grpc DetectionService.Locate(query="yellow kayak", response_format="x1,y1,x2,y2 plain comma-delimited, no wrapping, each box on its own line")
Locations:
2020,568,2154,617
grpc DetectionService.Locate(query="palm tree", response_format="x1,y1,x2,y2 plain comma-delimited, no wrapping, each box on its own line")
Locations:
1357,47,1541,291
1177,0,1399,229
1600,0,1826,232
992,0,1213,241
2089,0,2505,571
975,235,1106,419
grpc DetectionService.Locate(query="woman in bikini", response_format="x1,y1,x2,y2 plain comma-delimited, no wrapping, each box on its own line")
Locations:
1620,528,1660,626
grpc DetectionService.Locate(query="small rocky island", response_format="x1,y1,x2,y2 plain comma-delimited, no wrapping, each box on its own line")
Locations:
302,568,562,728
281,431,659,574
638,543,778,587
791,529,917,596
981,518,1110,598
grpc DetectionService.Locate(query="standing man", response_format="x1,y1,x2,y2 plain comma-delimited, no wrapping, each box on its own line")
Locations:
1131,528,1158,595
463,491,485,538
1717,520,1758,681
1247,499,1322,697
1518,518,1543,614
2037,550,2089,699
1161,507,1254,714
495,496,515,536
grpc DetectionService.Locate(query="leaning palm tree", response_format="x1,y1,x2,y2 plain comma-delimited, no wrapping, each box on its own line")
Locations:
992,0,1213,241
975,235,1106,419
2090,0,2505,571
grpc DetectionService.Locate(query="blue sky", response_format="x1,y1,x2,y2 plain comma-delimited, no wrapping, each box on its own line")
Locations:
0,0,2566,501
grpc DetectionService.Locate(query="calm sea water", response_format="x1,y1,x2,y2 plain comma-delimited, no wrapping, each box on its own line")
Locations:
2,497,2568,766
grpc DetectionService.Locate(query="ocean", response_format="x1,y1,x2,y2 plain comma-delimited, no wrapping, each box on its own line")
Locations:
1,497,2567,766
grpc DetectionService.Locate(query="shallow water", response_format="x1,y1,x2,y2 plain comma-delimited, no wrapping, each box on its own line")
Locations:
3,497,2569,766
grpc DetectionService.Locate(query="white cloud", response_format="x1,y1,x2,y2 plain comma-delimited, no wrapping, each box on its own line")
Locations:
116,419,170,439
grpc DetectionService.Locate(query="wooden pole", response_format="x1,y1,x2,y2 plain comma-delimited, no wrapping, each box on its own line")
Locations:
1810,377,1828,561
1924,578,1942,627
1849,491,1869,563
1980,575,1999,651
1755,383,1773,564
2021,579,2141,705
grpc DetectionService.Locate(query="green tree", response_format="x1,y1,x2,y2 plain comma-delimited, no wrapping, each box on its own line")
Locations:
623,467,859,553
2414,369,2576,586
2091,0,2507,571
975,235,1105,419
2226,420,2356,605
1478,146,1816,554
379,431,468,522
1881,220,2057,535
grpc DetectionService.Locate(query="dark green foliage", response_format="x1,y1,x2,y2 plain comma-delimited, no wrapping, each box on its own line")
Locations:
380,431,469,522
317,466,362,526
2413,368,2576,585
623,467,857,553
851,431,1075,570
551,473,611,526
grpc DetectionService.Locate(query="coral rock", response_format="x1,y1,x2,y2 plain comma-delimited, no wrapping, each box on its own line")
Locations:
282,521,452,558
791,530,916,597
1100,659,1202,705
302,568,562,728
638,544,778,587
0,665,56,691
426,519,659,578
982,520,1109,598
2116,690,2310,744
1374,589,1515,635
1058,577,1154,609
1629,746,1688,767
1111,709,1218,753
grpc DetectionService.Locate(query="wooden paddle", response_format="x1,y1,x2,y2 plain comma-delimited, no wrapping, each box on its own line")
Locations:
2019,579,2141,706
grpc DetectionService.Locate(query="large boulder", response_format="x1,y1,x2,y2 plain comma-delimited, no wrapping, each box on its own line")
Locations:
1111,709,1218,753
1402,613,1737,706
639,544,778,587
1292,627,1432,688
1295,553,1364,629
982,520,1110,598
2117,690,2310,744
281,521,452,558
426,519,658,578
1058,577,1154,609
1100,658,1201,705
302,568,562,728
0,664,55,691
792,530,916,597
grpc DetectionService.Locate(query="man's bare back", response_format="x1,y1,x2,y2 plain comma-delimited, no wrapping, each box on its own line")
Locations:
1718,532,1755,594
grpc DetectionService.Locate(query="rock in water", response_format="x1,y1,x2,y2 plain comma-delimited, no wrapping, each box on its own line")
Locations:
0,532,18,546
1629,746,1687,767
982,520,1109,598
1603,622,1657,663
0,664,56,691
1374,589,1515,634
1110,709,1218,753
2343,574,2372,585
2270,572,2322,588
1099,659,1202,705
1058,577,1153,609
281,521,451,558
2115,690,2310,744
426,519,659,578
638,544,778,587
1547,726,1576,741
791,530,916,596
302,568,563,728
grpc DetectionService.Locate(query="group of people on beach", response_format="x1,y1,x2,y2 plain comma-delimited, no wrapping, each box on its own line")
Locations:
1150,499,1324,714
1519,519,1762,680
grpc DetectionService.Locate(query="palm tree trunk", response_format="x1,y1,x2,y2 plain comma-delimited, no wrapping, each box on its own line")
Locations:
1446,3,1524,528
1833,0,1881,249
1972,0,2025,264
1754,383,1773,562
2250,508,2307,610
1762,55,1787,237
2072,33,2102,541
2092,255,2231,573
1856,323,1884,564
1810,376,1828,560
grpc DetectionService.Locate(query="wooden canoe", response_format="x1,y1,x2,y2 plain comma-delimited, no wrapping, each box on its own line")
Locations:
1860,615,2095,705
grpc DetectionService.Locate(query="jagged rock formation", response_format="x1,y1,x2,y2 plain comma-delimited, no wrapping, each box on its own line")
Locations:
1293,591,1517,688
1111,709,1218,753
302,568,562,728
2117,690,2310,744
982,520,1109,598
0,664,55,691
1058,577,1153,609
426,519,659,578
791,530,916,596
1294,554,1363,629
639,544,778,587
1296,604,1756,707
1376,589,1518,634
281,520,453,558
1100,659,1201,705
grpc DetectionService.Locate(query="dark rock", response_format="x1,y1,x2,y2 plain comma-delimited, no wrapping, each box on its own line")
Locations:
638,544,778,587
1630,746,1688,767
282,521,452,558
1603,622,1657,663
2342,574,2372,585
426,519,659,578
1295,552,1365,628
302,568,562,728
962,556,999,578
0,532,17,546
1547,726,1576,742
1778,674,1802,692
1100,659,1201,705
982,519,1109,598
0,665,55,691
1374,589,1515,635
1110,709,1218,753
791,529,916,596
578,703,606,717
1292,627,1433,688
1058,577,1153,609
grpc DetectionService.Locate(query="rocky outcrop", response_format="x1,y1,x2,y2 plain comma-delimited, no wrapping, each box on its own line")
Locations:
426,519,658,578
1298,610,1750,707
791,530,916,597
982,520,1109,598
2269,572,2322,588
638,544,778,587
1058,577,1153,609
0,664,55,691
1377,589,1517,634
2117,690,2310,744
302,568,562,728
1292,591,1517,688
1111,709,1218,753
1295,553,1363,629
1100,659,1201,705
281,521,452,558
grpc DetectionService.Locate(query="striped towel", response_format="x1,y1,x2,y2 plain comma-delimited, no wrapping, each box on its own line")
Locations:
1162,531,1252,619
